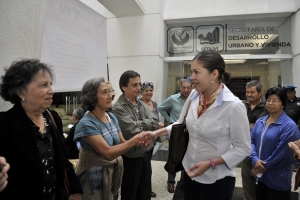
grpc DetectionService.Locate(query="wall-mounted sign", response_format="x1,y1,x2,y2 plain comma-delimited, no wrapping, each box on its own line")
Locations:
196,25,224,52
167,22,291,54
167,26,194,53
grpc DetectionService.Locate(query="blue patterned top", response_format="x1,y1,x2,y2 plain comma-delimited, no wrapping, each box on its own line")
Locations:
74,112,121,192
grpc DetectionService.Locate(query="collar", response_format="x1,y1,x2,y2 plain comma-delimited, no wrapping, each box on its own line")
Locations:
246,101,265,108
259,111,287,125
288,96,298,102
119,94,140,105
124,95,139,106
190,84,239,106
176,92,183,99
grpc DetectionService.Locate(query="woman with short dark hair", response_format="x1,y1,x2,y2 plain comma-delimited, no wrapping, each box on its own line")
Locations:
0,59,82,200
74,77,150,200
250,87,299,200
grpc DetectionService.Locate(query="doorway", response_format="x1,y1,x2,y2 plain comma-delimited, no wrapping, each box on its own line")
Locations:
226,76,259,101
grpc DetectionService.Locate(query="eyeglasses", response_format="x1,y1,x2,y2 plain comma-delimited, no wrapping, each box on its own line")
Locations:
266,99,281,103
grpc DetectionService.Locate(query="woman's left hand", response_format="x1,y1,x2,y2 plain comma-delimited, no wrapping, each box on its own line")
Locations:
69,193,82,200
185,160,210,178
288,141,300,157
158,122,164,129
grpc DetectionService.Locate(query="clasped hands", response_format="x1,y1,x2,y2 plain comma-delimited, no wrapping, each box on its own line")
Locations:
251,160,267,177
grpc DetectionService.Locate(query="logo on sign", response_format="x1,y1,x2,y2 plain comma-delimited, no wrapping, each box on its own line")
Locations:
167,27,194,54
170,30,191,46
196,25,224,52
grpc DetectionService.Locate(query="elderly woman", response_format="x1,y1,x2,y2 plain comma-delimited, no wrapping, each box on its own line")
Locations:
65,107,85,159
139,81,164,197
147,50,251,199
249,87,299,200
73,77,150,200
0,59,82,200
140,81,164,128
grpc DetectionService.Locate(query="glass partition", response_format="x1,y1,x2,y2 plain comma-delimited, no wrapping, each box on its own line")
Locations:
166,59,281,101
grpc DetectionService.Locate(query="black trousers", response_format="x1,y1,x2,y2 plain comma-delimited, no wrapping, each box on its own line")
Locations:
183,171,235,200
121,151,152,200
256,181,291,200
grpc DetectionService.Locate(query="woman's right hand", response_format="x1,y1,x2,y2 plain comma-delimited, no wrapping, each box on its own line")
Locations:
0,157,10,192
288,141,300,157
133,132,153,147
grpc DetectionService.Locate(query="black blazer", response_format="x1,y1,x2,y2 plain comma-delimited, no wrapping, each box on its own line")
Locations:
0,102,82,200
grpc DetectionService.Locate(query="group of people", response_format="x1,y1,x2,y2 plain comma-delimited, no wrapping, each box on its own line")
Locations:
0,50,300,200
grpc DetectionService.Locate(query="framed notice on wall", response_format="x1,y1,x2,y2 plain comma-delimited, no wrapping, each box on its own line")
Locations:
40,0,107,92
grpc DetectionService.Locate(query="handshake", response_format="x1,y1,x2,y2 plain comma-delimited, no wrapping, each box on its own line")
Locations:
133,131,158,147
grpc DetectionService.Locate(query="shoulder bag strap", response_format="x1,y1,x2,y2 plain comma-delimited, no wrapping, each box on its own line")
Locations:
46,109,57,128
182,91,196,124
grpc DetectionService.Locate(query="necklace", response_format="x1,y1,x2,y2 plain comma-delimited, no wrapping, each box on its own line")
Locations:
28,114,47,134
90,111,116,145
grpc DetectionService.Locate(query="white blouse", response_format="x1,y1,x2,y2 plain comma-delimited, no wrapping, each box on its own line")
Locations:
166,85,251,184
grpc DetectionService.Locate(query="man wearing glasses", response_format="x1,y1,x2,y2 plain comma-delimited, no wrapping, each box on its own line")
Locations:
241,80,269,200
158,79,192,193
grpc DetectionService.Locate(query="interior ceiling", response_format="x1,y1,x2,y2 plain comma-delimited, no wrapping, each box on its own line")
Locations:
97,0,145,17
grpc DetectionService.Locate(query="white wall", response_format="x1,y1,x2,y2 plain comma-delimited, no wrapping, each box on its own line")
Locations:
0,0,47,111
107,9,167,108
291,9,300,94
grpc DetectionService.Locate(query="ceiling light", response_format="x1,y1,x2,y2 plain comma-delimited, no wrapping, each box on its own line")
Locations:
224,59,246,64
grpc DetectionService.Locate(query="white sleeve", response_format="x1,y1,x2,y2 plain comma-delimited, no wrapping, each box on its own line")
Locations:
221,101,252,169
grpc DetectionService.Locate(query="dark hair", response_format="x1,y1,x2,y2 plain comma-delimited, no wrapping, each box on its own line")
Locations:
81,77,105,111
265,87,287,110
246,80,263,93
73,107,85,120
0,59,53,104
119,70,140,93
192,50,231,83
180,79,192,87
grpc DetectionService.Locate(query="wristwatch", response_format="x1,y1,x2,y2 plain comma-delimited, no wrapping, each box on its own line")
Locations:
209,158,216,169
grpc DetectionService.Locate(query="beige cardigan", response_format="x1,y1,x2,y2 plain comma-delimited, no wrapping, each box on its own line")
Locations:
75,148,123,199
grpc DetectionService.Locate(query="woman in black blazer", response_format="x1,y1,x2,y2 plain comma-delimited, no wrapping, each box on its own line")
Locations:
0,59,82,200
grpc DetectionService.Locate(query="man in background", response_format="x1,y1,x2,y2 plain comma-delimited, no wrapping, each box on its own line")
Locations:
241,80,268,200
283,84,300,128
112,70,158,200
158,79,192,193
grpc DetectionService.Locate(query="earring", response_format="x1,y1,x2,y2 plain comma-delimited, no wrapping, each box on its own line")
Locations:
22,98,25,101
211,80,214,84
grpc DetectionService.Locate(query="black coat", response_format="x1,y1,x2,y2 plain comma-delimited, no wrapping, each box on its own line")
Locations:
0,102,82,200
285,97,300,124
244,101,269,124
